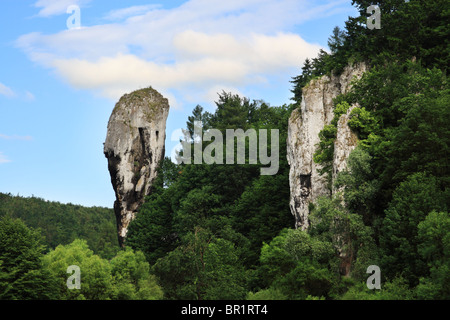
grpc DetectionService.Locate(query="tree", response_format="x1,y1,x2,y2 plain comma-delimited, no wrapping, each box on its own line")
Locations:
380,173,448,287
0,217,58,300
208,92,257,130
233,167,292,267
246,288,287,300
334,146,381,226
340,277,414,300
328,26,346,54
0,193,118,259
202,237,247,300
110,247,163,300
174,186,222,234
381,84,450,192
153,228,246,300
258,229,296,288
347,0,450,72
290,58,313,105
309,196,378,279
186,105,211,139
152,244,198,300
126,184,178,265
257,228,336,299
42,239,113,300
416,211,450,299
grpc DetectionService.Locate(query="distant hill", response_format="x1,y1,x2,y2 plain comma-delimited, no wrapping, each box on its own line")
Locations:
0,193,119,259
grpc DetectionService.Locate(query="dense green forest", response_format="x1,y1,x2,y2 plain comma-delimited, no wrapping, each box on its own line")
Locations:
127,0,449,300
1,0,449,300
0,193,119,258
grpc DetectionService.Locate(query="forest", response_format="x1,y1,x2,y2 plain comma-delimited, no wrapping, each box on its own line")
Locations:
0,0,448,300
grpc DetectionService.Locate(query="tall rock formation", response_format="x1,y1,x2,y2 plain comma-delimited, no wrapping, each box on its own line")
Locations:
287,62,367,230
104,87,170,246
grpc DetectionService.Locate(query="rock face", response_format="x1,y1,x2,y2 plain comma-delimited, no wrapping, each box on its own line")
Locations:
287,63,366,230
332,105,359,194
104,87,169,246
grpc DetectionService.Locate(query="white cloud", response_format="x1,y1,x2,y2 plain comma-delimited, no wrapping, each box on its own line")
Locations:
103,5,162,21
0,134,33,141
25,91,36,101
0,83,36,101
50,53,249,101
0,152,11,164
34,0,91,17
49,30,321,102
19,0,349,107
173,30,320,72
0,83,15,98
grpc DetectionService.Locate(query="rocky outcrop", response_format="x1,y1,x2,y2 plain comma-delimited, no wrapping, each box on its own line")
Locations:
104,87,169,246
332,105,359,194
287,63,366,230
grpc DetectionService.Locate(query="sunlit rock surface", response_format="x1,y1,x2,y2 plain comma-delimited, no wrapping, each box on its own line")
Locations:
287,63,366,229
104,87,169,246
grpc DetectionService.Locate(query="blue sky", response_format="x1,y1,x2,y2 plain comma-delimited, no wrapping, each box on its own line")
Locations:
0,0,358,208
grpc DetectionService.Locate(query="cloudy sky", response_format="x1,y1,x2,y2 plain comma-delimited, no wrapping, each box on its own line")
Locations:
0,0,358,207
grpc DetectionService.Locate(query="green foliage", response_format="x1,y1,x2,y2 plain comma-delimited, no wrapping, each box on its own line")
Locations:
174,186,222,233
0,193,119,259
313,101,355,181
347,0,450,72
233,168,292,267
381,173,448,286
207,92,258,130
0,216,58,299
309,196,378,280
340,277,415,300
110,247,163,300
380,84,450,191
334,146,380,226
347,61,447,129
153,227,246,300
275,260,333,300
41,239,163,300
292,0,449,108
126,173,179,265
256,228,336,300
328,26,346,55
290,50,334,105
246,287,287,300
313,124,337,178
415,211,450,300
42,239,113,300
347,107,379,140
283,229,334,265
128,50,449,300
0,217,163,300
305,13,450,297
258,229,296,287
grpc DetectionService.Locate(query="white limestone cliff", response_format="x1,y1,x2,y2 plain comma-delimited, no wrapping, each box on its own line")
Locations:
287,63,366,230
104,87,169,246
